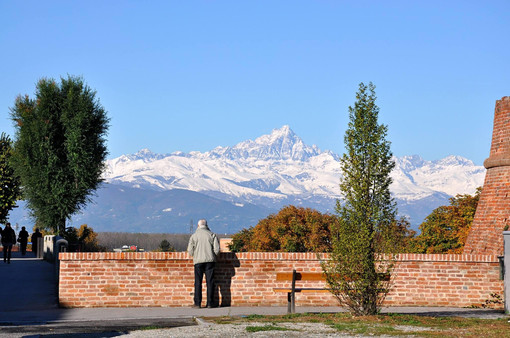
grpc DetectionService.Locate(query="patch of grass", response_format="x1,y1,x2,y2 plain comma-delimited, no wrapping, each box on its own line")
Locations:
281,313,302,320
375,325,406,336
385,313,425,326
137,326,163,330
330,321,404,336
209,312,509,337
331,322,366,333
244,314,265,319
246,324,292,333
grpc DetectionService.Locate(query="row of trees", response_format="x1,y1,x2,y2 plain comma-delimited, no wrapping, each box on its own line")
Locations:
230,189,480,255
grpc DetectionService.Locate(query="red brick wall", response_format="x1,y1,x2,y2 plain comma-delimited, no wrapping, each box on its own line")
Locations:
464,96,510,255
387,254,502,307
58,252,503,309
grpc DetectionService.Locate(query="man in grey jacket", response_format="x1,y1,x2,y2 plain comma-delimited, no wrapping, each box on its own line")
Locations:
187,219,220,308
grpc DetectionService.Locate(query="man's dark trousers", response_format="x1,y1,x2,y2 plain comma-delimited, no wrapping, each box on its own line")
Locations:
3,245,12,263
194,262,215,307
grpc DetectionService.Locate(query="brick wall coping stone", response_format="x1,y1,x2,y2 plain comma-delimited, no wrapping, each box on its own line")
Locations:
59,252,500,263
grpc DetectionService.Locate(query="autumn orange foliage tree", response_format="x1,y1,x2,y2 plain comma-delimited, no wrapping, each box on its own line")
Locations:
229,205,335,252
410,188,481,254
78,224,101,252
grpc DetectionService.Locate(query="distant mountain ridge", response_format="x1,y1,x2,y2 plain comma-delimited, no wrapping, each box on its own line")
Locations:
100,126,485,230
9,125,485,233
105,126,484,202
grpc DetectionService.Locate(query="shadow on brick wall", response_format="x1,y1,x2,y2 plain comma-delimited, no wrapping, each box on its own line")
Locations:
214,253,240,307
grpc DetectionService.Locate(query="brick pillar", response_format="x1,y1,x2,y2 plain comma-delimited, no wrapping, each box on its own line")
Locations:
464,97,510,255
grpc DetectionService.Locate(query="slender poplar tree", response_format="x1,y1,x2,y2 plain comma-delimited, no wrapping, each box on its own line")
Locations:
0,132,22,225
322,82,397,316
10,76,109,234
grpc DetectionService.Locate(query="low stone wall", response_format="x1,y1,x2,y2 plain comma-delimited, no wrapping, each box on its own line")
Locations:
58,252,503,308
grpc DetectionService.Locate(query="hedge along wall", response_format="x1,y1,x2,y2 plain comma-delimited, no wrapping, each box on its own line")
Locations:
58,252,503,308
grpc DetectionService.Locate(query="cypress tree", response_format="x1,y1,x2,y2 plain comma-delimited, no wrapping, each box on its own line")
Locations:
322,82,397,316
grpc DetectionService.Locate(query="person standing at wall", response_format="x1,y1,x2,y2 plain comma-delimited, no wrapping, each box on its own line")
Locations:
187,219,220,308
17,226,29,256
1,223,16,264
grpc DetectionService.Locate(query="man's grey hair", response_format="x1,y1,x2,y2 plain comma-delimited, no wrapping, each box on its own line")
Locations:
198,219,207,227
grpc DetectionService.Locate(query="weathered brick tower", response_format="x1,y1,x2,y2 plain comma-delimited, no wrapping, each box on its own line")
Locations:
464,96,510,255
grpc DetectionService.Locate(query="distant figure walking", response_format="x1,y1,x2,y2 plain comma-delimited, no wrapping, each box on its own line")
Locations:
1,223,16,264
187,219,220,308
18,226,29,256
31,228,43,255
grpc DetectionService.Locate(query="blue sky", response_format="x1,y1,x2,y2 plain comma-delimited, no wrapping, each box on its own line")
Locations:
1,1,509,165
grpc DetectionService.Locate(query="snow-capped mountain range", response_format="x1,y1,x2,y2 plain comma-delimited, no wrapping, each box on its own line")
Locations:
100,125,485,231
9,125,486,234
104,126,340,209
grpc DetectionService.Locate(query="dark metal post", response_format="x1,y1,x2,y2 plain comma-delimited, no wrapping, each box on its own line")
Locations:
291,269,296,314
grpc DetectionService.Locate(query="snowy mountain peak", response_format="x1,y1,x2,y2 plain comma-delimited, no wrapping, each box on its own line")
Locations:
435,155,475,167
263,125,295,143
208,125,320,161
395,155,427,171
136,148,155,158
124,148,166,162
394,154,477,173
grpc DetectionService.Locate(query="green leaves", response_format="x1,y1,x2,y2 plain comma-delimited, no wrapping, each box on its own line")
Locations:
10,76,109,234
0,133,22,224
322,82,397,316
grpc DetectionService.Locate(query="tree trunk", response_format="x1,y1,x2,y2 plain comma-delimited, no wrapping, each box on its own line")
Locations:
58,216,66,236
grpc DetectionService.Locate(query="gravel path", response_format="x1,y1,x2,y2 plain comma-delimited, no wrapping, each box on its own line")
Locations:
122,321,348,337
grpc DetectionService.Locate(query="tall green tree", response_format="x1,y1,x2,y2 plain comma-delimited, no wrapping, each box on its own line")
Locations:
322,82,397,316
0,133,22,225
10,76,109,234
